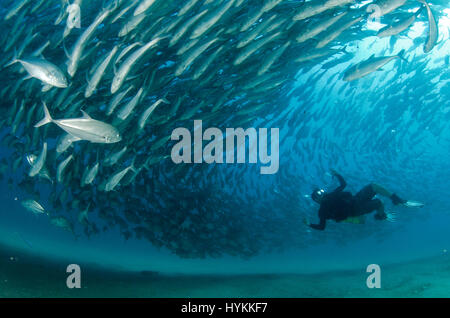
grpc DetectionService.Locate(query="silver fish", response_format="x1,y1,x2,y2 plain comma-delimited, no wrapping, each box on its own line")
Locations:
101,161,135,192
370,0,407,17
116,87,143,121
78,204,90,225
293,0,353,21
81,162,99,187
343,50,406,81
56,134,77,156
21,199,46,215
169,9,208,48
4,0,30,21
28,142,47,177
66,6,113,77
418,0,438,53
57,154,73,183
85,45,118,98
377,6,423,38
104,146,128,167
138,98,170,131
134,0,157,16
175,38,219,76
189,0,235,39
6,57,68,88
35,102,121,144
50,216,74,233
111,37,162,94
107,85,134,116
296,12,348,43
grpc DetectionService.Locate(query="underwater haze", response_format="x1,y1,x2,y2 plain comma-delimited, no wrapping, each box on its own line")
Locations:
0,0,449,297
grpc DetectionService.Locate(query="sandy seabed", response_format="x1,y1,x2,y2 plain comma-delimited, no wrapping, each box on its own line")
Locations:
1,243,449,298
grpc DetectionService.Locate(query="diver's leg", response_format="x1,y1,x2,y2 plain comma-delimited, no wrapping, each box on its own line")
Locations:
370,183,392,198
371,199,387,220
370,183,407,205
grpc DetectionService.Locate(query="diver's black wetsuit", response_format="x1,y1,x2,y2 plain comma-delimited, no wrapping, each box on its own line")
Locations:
309,174,383,231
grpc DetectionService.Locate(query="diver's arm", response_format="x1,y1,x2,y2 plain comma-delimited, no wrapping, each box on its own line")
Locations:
309,217,326,231
332,170,346,192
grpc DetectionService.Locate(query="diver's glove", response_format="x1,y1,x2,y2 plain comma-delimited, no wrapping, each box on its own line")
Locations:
390,193,406,206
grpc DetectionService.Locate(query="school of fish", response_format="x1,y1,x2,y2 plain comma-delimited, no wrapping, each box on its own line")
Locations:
0,0,448,258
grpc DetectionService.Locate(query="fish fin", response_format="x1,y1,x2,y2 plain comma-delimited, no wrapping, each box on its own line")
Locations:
41,84,53,92
63,39,71,59
80,110,92,119
309,38,319,47
113,62,117,76
342,45,350,55
415,5,425,17
4,48,18,68
85,72,91,86
105,0,119,12
397,49,407,62
68,135,82,142
82,203,91,222
95,148,100,163
160,91,171,104
126,73,142,81
129,157,137,173
34,102,53,128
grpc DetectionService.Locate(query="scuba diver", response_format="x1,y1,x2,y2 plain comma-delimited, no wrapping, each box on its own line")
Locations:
304,170,424,231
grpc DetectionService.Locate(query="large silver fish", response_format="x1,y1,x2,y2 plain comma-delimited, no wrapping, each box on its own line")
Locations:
34,102,121,143
6,57,68,88
343,50,406,81
377,6,423,38
418,0,438,53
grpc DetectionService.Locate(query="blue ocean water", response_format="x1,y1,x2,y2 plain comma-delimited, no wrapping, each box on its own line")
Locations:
0,0,449,297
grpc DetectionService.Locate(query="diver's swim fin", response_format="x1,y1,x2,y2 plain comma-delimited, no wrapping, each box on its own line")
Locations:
403,200,425,208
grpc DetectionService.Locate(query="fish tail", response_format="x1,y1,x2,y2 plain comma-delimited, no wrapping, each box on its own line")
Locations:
415,5,425,16
34,102,53,128
130,157,137,173
342,45,350,55
397,49,407,62
4,48,18,68
162,91,171,104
